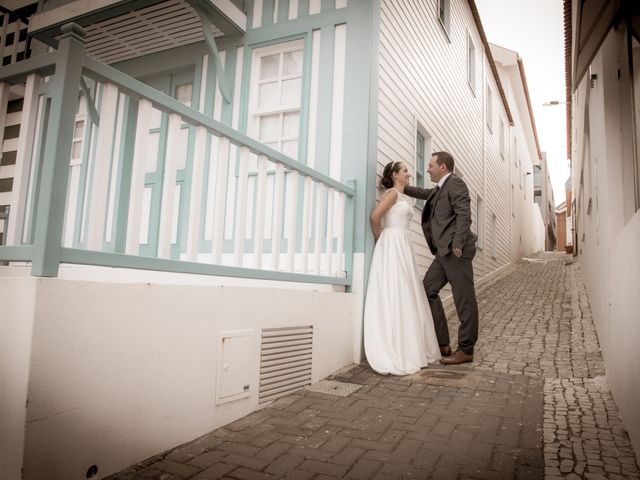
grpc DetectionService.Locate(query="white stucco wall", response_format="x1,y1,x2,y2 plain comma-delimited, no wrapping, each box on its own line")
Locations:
9,277,355,480
571,24,640,463
0,278,37,480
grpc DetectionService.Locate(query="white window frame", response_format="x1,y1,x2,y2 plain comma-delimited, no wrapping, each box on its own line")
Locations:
247,39,305,161
476,194,484,249
467,32,476,95
486,83,493,133
491,213,497,258
499,118,505,158
437,0,451,39
414,123,432,209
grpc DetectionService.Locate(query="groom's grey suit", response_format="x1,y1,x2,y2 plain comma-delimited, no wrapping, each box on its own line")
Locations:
405,173,479,355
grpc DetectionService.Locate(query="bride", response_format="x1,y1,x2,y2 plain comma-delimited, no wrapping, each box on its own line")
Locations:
363,161,441,375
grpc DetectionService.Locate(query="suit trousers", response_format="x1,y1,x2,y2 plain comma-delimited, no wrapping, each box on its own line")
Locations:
423,243,479,355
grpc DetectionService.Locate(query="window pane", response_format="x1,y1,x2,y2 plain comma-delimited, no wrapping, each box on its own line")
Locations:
260,54,280,80
282,140,298,159
71,141,83,159
258,81,279,110
74,120,84,139
176,127,189,170
146,132,160,172
282,111,300,138
259,114,280,141
283,50,303,76
150,107,162,130
175,83,193,106
281,78,301,105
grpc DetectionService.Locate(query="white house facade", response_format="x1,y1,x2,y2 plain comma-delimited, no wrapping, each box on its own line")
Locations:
1,1,545,478
491,43,546,261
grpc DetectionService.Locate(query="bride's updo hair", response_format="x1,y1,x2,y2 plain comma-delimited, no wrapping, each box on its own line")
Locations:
380,161,403,189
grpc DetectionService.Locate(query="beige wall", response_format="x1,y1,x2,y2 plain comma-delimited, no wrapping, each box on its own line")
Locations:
0,278,37,480
1,276,355,480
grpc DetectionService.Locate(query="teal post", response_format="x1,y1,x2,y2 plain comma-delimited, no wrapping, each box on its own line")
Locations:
31,23,86,277
113,98,139,253
344,180,356,290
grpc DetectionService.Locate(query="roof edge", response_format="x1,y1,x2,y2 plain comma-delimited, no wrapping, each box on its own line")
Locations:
516,58,543,161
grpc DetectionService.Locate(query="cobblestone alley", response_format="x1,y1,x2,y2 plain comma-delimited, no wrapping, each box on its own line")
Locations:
108,253,640,480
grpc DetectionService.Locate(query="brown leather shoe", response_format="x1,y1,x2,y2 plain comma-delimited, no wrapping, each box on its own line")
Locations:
439,345,452,357
439,350,473,365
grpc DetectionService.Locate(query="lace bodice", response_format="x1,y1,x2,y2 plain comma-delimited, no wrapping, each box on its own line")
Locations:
381,190,413,230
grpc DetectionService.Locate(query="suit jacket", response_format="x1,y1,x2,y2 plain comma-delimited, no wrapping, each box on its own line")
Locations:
404,173,477,256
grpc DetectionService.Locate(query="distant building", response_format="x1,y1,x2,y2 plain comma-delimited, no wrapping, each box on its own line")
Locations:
533,152,557,250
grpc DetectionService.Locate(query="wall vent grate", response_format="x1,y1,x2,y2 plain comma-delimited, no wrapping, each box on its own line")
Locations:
259,326,312,404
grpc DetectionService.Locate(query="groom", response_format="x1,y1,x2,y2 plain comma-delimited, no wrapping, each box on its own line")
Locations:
404,151,479,365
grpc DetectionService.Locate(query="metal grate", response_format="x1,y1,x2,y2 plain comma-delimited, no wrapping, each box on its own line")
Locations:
82,0,223,65
259,325,313,404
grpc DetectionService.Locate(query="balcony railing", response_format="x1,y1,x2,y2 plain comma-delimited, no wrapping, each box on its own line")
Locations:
0,23,355,286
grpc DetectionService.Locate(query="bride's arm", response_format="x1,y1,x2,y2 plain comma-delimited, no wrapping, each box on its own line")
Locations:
370,189,398,240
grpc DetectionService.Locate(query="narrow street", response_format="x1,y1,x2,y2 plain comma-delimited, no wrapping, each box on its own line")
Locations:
108,253,640,480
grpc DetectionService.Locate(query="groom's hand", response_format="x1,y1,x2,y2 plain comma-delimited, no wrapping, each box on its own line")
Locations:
453,247,462,257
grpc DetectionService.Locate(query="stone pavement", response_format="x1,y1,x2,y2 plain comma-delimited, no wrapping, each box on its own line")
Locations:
107,253,640,480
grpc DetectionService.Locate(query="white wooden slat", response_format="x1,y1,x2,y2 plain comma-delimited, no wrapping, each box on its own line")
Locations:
300,176,313,274
125,98,152,255
86,83,119,251
198,54,208,113
286,171,299,272
21,94,45,245
157,113,182,259
186,125,207,261
313,183,326,274
253,0,263,29
234,146,250,267
211,136,230,264
335,192,346,276
104,94,127,243
325,188,335,276
288,0,299,20
0,82,9,149
6,75,41,245
271,163,285,270
253,155,268,268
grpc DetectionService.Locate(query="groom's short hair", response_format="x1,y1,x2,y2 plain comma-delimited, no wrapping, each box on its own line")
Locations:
433,151,454,172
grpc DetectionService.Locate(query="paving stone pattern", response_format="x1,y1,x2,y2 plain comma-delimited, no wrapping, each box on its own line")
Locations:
107,253,639,479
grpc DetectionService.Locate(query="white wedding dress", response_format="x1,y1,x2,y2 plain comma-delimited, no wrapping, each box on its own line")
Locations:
364,189,441,375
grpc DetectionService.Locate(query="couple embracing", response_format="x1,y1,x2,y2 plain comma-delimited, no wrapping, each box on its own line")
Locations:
364,151,479,375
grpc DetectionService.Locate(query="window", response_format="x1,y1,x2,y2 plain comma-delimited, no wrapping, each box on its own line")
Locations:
499,118,505,158
438,0,450,37
491,213,497,258
0,205,9,247
70,119,85,165
476,194,484,249
467,33,476,94
249,40,304,160
486,84,493,132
